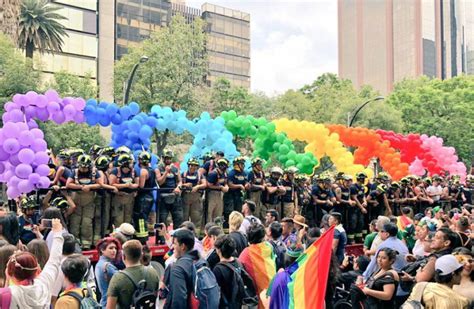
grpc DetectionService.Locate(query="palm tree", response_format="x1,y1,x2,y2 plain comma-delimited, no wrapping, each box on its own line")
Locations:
18,0,68,58
0,0,21,43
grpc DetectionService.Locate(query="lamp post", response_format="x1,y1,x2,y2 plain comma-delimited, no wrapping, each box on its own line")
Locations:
122,55,149,105
347,96,384,127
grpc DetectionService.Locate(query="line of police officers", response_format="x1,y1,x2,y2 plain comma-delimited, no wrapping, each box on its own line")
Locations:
30,145,474,249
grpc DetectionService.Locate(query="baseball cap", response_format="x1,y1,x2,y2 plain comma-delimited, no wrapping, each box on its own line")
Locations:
435,254,464,276
117,223,135,237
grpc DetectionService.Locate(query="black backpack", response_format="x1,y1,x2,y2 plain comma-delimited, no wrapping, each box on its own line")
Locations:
219,261,258,307
121,269,157,309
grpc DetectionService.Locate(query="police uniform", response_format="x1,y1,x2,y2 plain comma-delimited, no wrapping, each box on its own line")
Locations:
296,183,312,221
280,177,296,218
262,176,282,216
224,168,247,226
349,183,366,244
181,170,203,232
339,185,352,229
247,169,266,220
311,184,335,225
111,166,136,227
206,168,227,223
158,163,182,227
68,168,100,248
97,169,113,236
135,165,157,238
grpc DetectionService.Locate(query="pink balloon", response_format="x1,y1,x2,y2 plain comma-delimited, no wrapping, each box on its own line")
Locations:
3,122,20,138
34,151,50,165
36,164,50,177
14,94,29,107
18,148,35,164
73,112,84,123
30,128,44,139
19,130,35,146
16,122,28,132
32,139,47,152
3,138,20,154
38,176,51,189
2,113,11,123
3,170,13,180
15,163,33,179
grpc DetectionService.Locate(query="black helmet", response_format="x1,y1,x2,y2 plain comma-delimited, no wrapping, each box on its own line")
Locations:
51,197,69,210
138,151,151,163
117,154,132,167
99,146,116,157
162,149,174,159
217,158,229,167
77,154,92,168
68,148,85,158
89,145,102,156
356,172,368,179
57,149,71,160
95,155,111,170
20,196,36,209
232,156,245,165
251,157,264,166
187,157,200,166
115,146,131,155
201,152,214,161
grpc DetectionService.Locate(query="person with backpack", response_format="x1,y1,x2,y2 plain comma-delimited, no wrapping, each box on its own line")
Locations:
265,221,286,270
55,254,99,308
239,200,262,235
163,228,220,309
213,234,258,309
95,237,121,307
106,240,159,309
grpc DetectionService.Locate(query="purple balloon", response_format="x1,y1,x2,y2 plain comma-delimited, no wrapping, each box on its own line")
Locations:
30,128,44,139
7,186,20,199
15,163,33,179
52,111,65,124
63,104,76,118
9,154,21,166
2,113,11,123
32,139,47,152
47,101,60,113
74,112,84,123
28,173,41,184
0,146,9,161
3,122,20,138
18,148,35,164
45,89,60,102
4,102,18,112
19,130,35,146
74,98,86,110
34,151,50,165
24,106,37,120
27,119,38,129
3,138,20,154
14,94,29,107
0,162,5,174
18,179,32,193
36,95,48,108
36,107,50,121
8,109,24,122
36,164,50,177
25,91,38,103
3,170,13,180
12,94,22,104
16,122,28,132
38,176,51,189
9,175,21,187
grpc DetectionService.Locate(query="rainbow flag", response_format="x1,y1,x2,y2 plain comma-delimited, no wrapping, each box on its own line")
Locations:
282,225,335,309
239,241,276,309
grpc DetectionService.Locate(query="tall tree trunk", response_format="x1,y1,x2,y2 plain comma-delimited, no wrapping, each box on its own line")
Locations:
154,129,169,157
25,40,34,58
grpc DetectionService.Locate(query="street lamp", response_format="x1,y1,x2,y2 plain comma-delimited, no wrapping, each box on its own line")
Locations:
347,96,384,127
122,55,149,105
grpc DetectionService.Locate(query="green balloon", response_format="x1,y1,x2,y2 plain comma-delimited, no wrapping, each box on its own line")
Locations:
285,160,295,167
273,142,281,151
287,150,297,160
279,144,290,154
228,110,237,120
258,126,268,136
276,133,286,143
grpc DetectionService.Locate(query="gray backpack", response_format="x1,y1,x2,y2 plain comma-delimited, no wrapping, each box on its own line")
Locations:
400,282,429,309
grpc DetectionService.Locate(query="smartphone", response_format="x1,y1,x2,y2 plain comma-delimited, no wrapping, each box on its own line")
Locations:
41,219,53,229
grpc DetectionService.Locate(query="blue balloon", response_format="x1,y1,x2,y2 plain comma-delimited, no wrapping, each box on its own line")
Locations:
128,119,141,132
139,125,153,139
99,116,111,127
86,99,97,106
128,132,139,143
120,106,132,120
156,119,166,131
106,103,119,115
129,102,140,115
150,105,161,115
99,101,108,109
86,115,98,126
146,117,158,128
162,106,172,115
111,113,123,125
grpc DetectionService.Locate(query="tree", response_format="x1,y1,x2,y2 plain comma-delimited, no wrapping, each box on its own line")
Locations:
386,75,474,165
41,70,105,154
18,0,68,58
0,0,21,43
114,14,208,154
0,33,40,125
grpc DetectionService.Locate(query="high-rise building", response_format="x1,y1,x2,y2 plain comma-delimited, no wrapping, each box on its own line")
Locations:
338,0,474,94
33,0,98,83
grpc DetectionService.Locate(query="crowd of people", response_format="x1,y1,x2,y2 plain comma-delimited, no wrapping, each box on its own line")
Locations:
0,145,473,308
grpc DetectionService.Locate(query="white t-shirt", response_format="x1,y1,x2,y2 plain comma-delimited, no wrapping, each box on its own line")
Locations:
239,215,262,235
426,185,442,201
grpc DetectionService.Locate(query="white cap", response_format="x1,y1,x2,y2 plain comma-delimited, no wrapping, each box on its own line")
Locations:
435,255,464,276
118,223,135,236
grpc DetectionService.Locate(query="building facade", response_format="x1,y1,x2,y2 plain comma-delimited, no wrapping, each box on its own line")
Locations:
338,0,474,94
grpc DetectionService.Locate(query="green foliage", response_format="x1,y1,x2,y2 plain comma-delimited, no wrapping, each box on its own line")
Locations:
0,33,40,125
41,70,105,153
18,0,68,58
114,15,208,111
386,75,474,164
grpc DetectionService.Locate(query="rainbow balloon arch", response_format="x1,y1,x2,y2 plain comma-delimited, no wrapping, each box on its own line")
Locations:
0,90,467,199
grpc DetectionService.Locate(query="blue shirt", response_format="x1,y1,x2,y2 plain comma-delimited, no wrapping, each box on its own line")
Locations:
227,169,247,191
363,236,409,296
334,225,348,264
95,256,119,307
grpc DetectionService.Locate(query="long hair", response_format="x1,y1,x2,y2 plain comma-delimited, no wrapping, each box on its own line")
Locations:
27,239,50,269
0,213,20,245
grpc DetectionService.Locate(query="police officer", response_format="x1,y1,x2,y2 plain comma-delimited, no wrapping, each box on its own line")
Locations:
206,158,229,223
180,157,207,234
311,173,336,226
263,167,286,219
247,157,266,220
280,166,298,218
66,154,101,249
349,172,368,244
224,156,248,228
110,154,138,228
135,151,158,241
95,155,117,236
157,149,182,227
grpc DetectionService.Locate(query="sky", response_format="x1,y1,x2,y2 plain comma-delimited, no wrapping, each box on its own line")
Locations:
186,0,338,96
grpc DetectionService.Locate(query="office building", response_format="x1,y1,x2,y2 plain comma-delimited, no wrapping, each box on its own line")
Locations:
338,0,474,94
